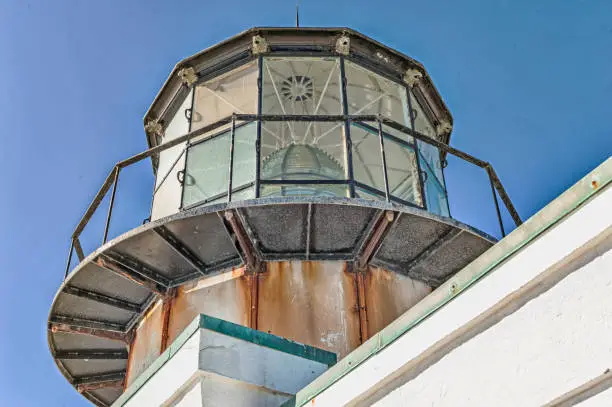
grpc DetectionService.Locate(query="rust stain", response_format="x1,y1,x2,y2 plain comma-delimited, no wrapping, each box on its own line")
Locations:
249,271,259,330
257,261,361,359
364,266,432,338
356,269,369,343
166,269,251,345
160,289,176,353
125,298,164,386
123,333,135,391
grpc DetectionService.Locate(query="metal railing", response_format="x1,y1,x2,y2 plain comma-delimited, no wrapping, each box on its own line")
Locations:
64,113,522,280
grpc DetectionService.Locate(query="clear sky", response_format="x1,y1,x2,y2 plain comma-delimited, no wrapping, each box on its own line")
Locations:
0,0,610,405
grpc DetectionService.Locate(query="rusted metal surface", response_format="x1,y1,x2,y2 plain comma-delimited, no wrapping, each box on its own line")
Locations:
355,270,369,343
257,261,361,359
357,211,395,270
95,256,166,296
364,266,432,338
77,379,124,393
224,210,258,269
249,271,259,330
74,238,85,262
160,289,176,353
166,267,250,345
49,323,128,343
125,299,164,386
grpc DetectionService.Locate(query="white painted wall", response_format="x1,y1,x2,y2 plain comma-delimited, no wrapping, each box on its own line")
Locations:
296,160,612,407
374,234,612,407
151,90,192,221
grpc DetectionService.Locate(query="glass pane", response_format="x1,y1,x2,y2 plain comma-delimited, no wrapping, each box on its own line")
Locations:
182,132,230,208
351,123,385,193
232,123,257,188
423,158,450,217
384,137,421,206
409,89,436,138
191,61,258,132
345,60,411,141
262,57,342,116
260,183,348,198
419,142,445,188
260,121,346,182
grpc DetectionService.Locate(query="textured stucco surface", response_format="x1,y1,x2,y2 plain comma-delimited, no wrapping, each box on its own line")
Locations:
375,236,612,406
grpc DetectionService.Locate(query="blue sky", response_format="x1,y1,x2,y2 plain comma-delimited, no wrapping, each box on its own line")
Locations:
0,0,610,405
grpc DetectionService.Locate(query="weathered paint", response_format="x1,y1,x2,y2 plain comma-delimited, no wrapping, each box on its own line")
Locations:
159,289,176,353
166,268,250,345
126,262,436,383
364,266,432,338
355,271,369,342
257,261,361,359
125,299,164,386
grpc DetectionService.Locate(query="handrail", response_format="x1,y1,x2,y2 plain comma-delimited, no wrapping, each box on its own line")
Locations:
63,114,522,280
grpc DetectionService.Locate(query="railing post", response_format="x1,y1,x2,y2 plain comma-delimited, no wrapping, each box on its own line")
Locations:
64,239,75,280
377,116,391,202
405,89,428,209
228,114,236,201
102,167,120,244
487,167,506,238
255,55,263,198
339,57,355,198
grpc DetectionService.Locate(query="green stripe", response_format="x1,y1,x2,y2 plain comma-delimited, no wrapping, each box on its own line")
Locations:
199,314,337,366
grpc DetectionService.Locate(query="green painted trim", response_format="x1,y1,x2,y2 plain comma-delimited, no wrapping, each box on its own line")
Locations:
291,157,612,406
113,314,337,406
199,314,337,366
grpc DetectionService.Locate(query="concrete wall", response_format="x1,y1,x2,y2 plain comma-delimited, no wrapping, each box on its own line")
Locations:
288,158,612,407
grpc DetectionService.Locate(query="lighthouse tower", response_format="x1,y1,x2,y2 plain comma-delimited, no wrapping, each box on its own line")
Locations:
47,27,520,406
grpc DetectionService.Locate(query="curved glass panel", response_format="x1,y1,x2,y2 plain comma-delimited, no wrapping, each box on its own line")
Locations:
262,57,342,116
409,90,449,215
178,57,453,211
351,123,385,193
345,60,411,142
260,121,347,184
191,61,258,133
182,123,257,208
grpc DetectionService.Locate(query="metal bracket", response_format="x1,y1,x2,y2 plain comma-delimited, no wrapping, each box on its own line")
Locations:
54,349,128,360
404,68,423,87
63,285,142,313
436,120,453,138
96,253,169,296
336,35,350,55
49,321,128,343
178,67,198,87
224,210,259,270
356,210,395,271
252,35,270,54
144,120,164,139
